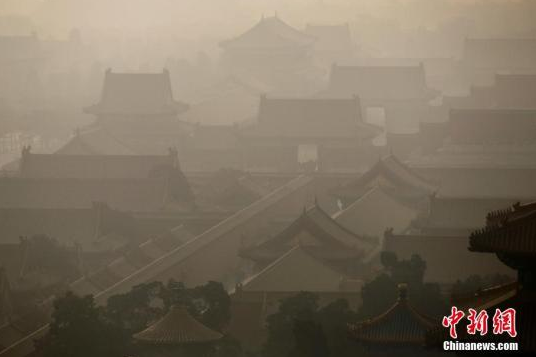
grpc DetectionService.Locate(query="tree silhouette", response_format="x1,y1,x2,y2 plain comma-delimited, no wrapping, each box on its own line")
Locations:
38,292,127,357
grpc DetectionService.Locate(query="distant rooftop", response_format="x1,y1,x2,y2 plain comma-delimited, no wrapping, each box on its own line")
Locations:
220,16,315,50
85,69,188,116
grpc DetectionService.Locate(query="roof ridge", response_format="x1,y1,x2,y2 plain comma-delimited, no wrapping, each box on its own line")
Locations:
305,204,372,246
240,245,343,290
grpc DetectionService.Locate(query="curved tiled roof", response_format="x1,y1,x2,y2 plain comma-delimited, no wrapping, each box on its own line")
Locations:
85,69,188,116
220,16,315,50
349,284,436,345
333,155,438,202
19,151,176,179
240,203,373,264
470,202,536,255
243,96,381,141
133,306,222,345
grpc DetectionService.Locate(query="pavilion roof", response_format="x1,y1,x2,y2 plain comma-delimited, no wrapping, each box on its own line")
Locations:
133,306,222,345
349,284,436,345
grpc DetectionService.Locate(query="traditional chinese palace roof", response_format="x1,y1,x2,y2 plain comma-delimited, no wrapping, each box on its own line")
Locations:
470,201,536,255
133,305,222,345
242,96,381,141
54,127,136,155
349,284,436,345
85,69,188,116
19,148,179,180
427,201,536,353
220,16,315,51
240,203,373,265
332,155,438,204
0,174,193,212
240,246,356,292
332,186,418,239
444,74,536,109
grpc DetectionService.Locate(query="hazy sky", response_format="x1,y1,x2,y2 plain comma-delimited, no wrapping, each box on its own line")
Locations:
0,0,534,39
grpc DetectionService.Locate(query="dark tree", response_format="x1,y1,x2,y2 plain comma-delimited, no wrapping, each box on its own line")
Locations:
106,280,165,333
451,274,514,296
288,319,329,357
358,273,398,319
38,292,127,357
263,292,318,357
263,293,363,357
359,253,447,318
191,280,232,331
317,299,357,357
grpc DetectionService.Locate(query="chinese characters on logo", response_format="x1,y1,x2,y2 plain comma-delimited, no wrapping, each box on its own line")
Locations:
442,307,517,339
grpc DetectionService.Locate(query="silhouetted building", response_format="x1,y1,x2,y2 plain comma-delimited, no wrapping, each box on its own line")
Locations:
427,201,536,354
332,155,438,207
220,15,314,72
383,230,513,285
239,203,373,276
349,283,444,356
0,147,195,212
18,146,180,179
55,127,136,155
448,109,536,145
220,15,320,93
133,305,222,357
81,69,191,154
333,186,419,240
85,69,188,121
421,108,536,151
229,246,363,350
325,64,437,155
241,95,381,172
444,74,536,109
